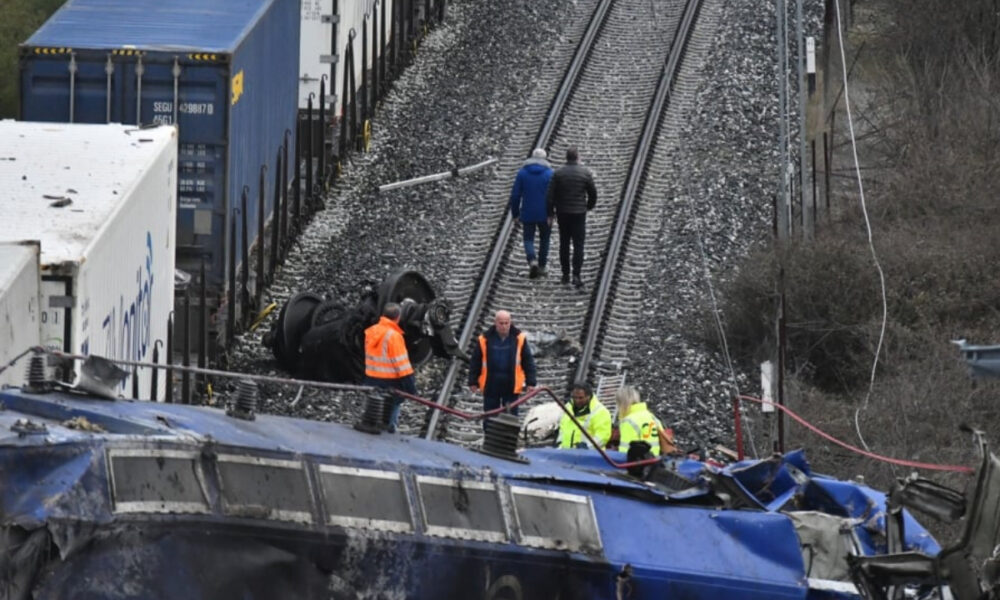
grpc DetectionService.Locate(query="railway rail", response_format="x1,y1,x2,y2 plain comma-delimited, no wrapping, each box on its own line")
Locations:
424,0,707,445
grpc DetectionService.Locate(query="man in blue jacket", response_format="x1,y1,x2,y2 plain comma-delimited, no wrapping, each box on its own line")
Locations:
509,148,554,279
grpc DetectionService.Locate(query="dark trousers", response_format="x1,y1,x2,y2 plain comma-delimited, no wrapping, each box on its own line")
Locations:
365,375,416,429
557,213,586,277
483,385,519,432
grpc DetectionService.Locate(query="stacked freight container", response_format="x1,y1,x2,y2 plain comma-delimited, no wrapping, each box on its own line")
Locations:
19,0,301,347
0,121,177,399
17,0,447,362
0,243,41,389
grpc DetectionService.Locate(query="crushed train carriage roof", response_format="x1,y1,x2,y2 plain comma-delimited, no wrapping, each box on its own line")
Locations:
0,386,945,599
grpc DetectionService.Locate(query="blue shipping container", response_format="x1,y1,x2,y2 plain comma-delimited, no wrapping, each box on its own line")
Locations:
20,0,300,297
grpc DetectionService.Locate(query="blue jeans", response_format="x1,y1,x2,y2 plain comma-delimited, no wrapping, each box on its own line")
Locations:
522,221,551,266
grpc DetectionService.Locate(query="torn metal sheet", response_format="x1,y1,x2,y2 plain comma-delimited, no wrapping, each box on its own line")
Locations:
953,338,1000,379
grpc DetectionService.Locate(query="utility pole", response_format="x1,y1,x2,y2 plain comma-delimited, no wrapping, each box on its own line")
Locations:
774,0,790,453
796,0,813,239
776,0,790,241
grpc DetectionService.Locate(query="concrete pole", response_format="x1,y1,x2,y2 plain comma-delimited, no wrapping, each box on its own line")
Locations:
774,0,789,453
796,0,813,238
776,0,790,241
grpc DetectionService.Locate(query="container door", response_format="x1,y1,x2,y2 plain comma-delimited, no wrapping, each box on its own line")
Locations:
119,55,231,291
40,276,72,353
19,49,114,124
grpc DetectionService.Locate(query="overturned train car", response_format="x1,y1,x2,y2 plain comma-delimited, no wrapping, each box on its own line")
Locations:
0,364,994,599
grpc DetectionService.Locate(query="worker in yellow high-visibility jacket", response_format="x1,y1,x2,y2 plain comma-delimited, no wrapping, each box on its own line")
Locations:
364,303,416,433
615,385,666,456
558,382,612,449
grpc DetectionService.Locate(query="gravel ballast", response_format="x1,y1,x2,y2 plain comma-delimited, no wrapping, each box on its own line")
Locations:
226,0,824,454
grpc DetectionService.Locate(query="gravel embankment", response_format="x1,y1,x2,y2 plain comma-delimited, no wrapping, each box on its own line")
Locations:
227,0,824,453
227,0,581,419
624,0,824,454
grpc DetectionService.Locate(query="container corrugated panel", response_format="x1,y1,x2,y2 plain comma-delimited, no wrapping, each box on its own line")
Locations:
0,243,41,389
19,0,300,296
0,121,177,399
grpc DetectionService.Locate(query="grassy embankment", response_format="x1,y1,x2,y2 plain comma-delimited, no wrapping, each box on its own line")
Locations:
0,0,64,118
719,0,1000,506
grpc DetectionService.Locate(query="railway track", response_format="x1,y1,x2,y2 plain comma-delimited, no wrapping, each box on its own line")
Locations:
423,0,706,445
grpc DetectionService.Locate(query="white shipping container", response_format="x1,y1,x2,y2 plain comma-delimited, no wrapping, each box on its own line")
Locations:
0,242,41,389
0,121,177,399
300,0,392,115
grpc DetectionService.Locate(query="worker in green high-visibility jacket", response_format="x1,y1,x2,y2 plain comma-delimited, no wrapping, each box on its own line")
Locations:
558,382,612,449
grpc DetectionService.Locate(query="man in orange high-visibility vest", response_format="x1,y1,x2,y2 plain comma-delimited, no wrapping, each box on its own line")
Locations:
468,310,537,431
364,303,416,433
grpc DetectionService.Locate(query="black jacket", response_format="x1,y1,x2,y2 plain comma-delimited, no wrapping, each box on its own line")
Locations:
467,324,537,394
547,161,597,216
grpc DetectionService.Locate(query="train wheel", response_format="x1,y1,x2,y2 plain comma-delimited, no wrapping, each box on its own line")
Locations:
377,270,436,366
269,292,322,371
310,300,346,328
485,575,523,600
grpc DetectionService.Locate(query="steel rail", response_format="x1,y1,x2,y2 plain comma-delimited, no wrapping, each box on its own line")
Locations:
423,0,618,441
573,0,704,384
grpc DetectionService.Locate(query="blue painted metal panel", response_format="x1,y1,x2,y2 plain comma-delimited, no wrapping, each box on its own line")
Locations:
25,0,267,52
810,477,942,556
513,479,809,599
953,338,1000,378
19,0,299,293
0,388,948,599
0,443,109,528
226,0,299,287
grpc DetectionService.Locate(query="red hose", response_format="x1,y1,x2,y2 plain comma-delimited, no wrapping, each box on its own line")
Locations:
394,386,662,470
736,395,973,474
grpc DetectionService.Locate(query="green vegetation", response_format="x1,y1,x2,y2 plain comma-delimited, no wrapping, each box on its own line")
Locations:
719,0,1000,499
0,0,64,118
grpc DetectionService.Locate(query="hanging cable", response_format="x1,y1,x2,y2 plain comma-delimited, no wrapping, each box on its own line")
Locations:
697,233,757,459
739,395,973,473
832,0,888,453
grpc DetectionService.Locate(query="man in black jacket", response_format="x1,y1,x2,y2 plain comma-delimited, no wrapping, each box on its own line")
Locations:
468,310,537,431
546,147,597,288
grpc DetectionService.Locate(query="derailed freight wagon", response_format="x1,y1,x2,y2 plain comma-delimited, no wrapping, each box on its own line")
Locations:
0,243,41,389
0,121,176,398
19,0,300,343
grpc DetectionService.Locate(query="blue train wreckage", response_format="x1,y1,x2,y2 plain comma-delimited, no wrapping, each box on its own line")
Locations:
1,358,998,599
0,272,998,599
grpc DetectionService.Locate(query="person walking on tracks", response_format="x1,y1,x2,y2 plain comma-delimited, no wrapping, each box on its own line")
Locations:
468,310,537,430
363,302,417,433
547,147,597,289
558,381,612,449
510,148,554,279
